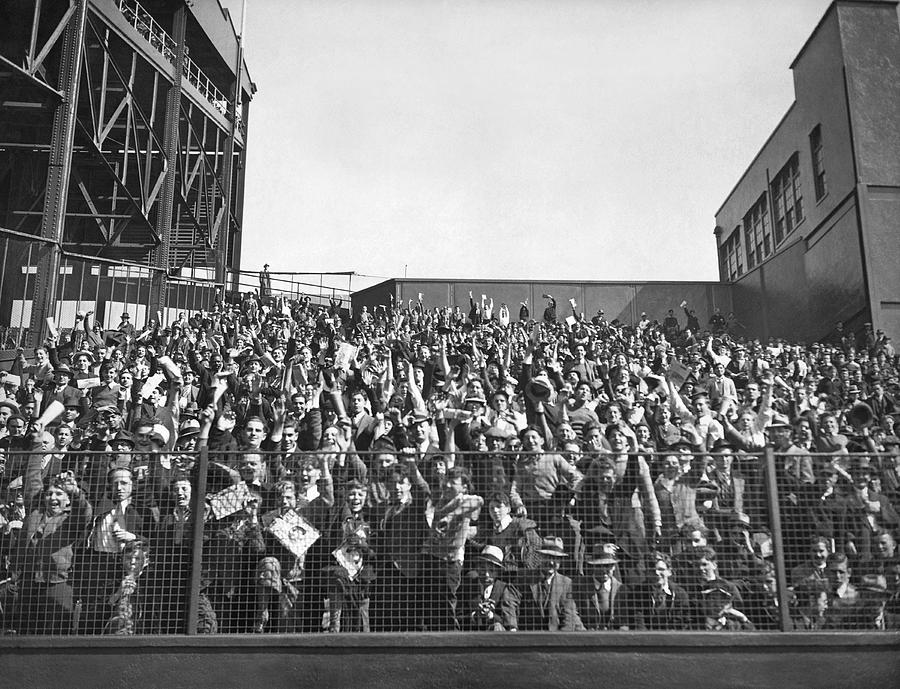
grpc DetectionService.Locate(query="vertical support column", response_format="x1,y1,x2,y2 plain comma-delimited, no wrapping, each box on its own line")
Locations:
185,444,209,634
28,0,88,347
218,6,246,286
764,446,791,631
150,4,187,314
227,102,249,296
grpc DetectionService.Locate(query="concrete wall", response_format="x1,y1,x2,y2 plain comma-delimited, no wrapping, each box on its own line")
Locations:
352,279,733,330
840,2,900,340
803,195,868,332
839,2,900,186
1,633,897,689
863,186,900,337
711,2,900,342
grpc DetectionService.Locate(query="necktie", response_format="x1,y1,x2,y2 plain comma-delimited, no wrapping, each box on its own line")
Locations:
598,587,610,613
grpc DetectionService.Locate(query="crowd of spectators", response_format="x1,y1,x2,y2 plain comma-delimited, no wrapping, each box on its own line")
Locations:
0,289,898,635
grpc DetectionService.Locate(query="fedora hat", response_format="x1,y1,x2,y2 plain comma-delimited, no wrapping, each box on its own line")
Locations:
178,418,201,437
478,545,505,568
537,536,567,558
525,374,554,403
585,543,619,566
53,363,73,376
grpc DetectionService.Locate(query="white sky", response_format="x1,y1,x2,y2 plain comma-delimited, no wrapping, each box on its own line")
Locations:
222,0,833,288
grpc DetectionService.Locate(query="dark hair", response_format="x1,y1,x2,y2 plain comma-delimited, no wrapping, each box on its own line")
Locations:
651,551,673,569
826,552,849,569
696,546,718,563
582,421,601,437
389,463,413,482
810,535,831,549
680,519,708,536
519,425,543,440
487,491,511,507
605,424,626,441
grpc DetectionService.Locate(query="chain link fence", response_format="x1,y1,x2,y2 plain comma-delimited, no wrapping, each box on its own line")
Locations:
1,447,897,635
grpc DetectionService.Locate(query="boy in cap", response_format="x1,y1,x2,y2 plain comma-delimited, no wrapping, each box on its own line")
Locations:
464,545,519,631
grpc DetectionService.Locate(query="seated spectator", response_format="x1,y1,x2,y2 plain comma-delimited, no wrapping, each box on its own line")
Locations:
690,547,753,630
822,552,857,629
574,543,628,630
627,552,691,630
792,579,830,630
463,545,519,631
518,536,584,631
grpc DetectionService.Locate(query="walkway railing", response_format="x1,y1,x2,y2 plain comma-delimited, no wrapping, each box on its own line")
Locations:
117,0,240,127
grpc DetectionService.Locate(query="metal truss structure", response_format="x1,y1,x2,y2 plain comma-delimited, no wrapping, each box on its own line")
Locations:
0,0,254,345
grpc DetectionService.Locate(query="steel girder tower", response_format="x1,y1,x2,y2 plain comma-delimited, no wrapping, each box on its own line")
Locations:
0,0,255,345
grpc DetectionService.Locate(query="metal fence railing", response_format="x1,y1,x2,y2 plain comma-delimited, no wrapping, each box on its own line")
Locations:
118,0,177,65
0,231,221,349
117,0,241,129
1,447,896,635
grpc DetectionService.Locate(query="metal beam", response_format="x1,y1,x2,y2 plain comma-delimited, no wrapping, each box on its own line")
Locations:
150,3,187,312
0,55,64,100
28,0,88,347
217,2,246,284
28,1,77,77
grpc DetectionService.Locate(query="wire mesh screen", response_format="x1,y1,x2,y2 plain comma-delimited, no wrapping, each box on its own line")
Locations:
1,448,896,634
774,450,899,630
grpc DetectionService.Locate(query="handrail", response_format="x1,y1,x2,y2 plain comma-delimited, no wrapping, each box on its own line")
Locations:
117,0,238,121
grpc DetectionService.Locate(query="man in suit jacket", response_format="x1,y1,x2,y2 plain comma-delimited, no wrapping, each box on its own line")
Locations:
574,544,627,630
518,536,584,631
40,364,83,414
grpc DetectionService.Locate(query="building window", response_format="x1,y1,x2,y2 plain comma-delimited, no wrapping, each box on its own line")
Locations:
722,226,744,281
743,193,771,269
810,124,826,200
770,152,803,245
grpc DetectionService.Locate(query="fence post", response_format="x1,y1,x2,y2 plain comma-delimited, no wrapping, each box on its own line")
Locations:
185,445,209,634
763,445,791,631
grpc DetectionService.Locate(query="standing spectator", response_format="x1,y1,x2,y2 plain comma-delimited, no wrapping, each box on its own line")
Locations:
259,264,272,301
75,466,155,634
7,451,91,634
509,427,583,534
419,467,483,631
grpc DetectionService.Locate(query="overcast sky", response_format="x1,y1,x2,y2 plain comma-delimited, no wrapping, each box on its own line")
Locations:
221,0,832,287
